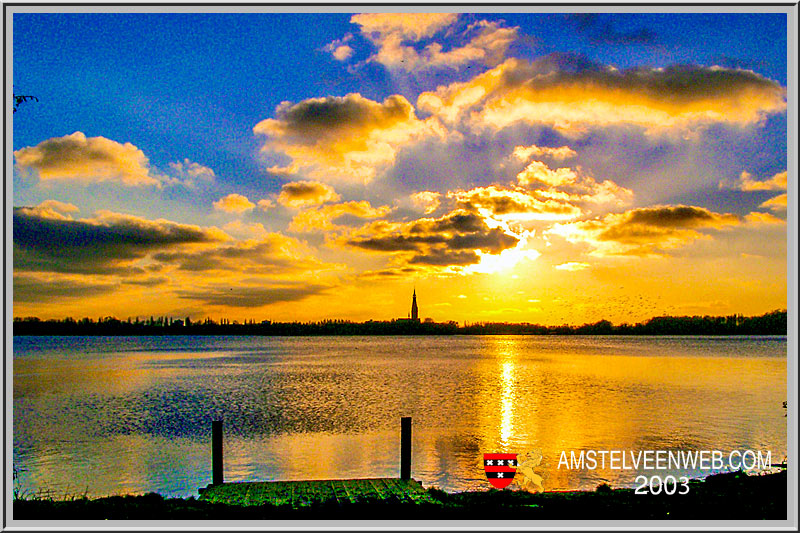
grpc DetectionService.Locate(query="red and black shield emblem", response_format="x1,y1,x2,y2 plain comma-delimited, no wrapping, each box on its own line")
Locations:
484,453,517,488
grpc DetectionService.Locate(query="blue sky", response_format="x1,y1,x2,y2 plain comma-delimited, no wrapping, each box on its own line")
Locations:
11,10,790,324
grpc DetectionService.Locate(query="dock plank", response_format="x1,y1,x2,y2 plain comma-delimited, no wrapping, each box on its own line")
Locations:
199,478,435,508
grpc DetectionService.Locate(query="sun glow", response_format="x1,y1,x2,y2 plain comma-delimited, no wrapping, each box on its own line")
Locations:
465,228,541,274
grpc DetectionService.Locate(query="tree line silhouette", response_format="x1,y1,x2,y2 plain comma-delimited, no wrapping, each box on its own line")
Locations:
12,310,787,336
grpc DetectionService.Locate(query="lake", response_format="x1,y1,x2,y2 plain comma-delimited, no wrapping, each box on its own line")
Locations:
12,335,787,498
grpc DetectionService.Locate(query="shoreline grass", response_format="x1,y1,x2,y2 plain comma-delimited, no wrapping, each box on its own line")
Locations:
12,469,787,521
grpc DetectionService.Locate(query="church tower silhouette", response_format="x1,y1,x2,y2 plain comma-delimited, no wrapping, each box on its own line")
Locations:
411,288,419,321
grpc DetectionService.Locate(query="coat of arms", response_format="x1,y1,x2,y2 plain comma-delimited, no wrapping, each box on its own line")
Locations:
483,453,517,488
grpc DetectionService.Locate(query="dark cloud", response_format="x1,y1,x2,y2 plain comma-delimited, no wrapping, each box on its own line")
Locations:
344,209,519,268
358,266,427,279
255,93,416,146
176,283,329,308
13,207,225,275
623,205,739,229
13,275,118,302
515,54,782,104
121,277,169,287
408,249,480,266
277,180,339,208
567,14,659,46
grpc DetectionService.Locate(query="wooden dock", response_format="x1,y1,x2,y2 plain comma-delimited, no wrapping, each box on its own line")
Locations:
198,478,437,508
200,418,427,508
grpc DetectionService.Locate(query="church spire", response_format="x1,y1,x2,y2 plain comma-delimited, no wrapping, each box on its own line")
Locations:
411,287,418,321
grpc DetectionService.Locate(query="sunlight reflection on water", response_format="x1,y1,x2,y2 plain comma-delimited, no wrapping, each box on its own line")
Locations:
13,335,787,498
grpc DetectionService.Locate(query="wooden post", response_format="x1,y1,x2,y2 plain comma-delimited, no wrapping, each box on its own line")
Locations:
400,416,412,480
212,420,223,485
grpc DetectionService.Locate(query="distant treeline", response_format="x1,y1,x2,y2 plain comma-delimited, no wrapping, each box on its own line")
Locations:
13,309,787,336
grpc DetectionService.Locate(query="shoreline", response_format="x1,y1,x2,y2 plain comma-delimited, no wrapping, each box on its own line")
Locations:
12,469,788,521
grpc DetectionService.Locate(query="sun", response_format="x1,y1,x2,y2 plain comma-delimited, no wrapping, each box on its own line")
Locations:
465,246,541,274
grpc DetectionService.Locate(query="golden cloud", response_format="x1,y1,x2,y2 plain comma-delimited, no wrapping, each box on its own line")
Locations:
548,205,741,257
289,201,392,233
213,193,256,213
727,170,788,192
254,93,428,182
760,194,787,212
352,13,458,42
513,144,577,161
14,131,159,186
449,185,581,221
516,161,579,187
744,211,786,225
446,159,631,226
418,56,786,130
350,14,517,72
410,191,441,214
277,180,340,208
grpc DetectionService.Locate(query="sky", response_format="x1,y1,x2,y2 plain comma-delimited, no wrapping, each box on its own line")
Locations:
11,9,791,325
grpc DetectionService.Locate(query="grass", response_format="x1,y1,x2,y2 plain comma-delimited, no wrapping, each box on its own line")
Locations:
11,469,788,521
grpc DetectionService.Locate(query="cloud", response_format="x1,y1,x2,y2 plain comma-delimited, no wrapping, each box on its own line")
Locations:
516,160,579,187
332,45,354,61
417,55,786,130
760,194,787,211
744,211,786,225
13,204,227,275
257,198,276,210
13,274,118,302
288,201,392,233
213,193,256,213
513,144,577,161
447,159,632,224
13,131,159,186
16,200,80,221
277,180,340,208
410,191,441,214
254,93,429,182
554,262,590,271
449,185,582,221
357,265,428,280
152,233,329,275
122,276,169,287
323,33,355,61
352,14,517,72
342,208,519,271
722,170,787,191
166,159,215,187
176,282,330,308
352,13,458,42
222,220,269,240
548,205,741,257
568,14,658,46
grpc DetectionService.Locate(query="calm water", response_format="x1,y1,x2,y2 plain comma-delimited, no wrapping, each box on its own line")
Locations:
13,335,787,498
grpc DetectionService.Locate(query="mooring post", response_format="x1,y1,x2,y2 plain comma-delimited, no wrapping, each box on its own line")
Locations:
400,416,412,480
212,419,223,485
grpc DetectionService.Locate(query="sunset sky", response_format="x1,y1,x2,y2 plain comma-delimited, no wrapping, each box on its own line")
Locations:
11,10,790,325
